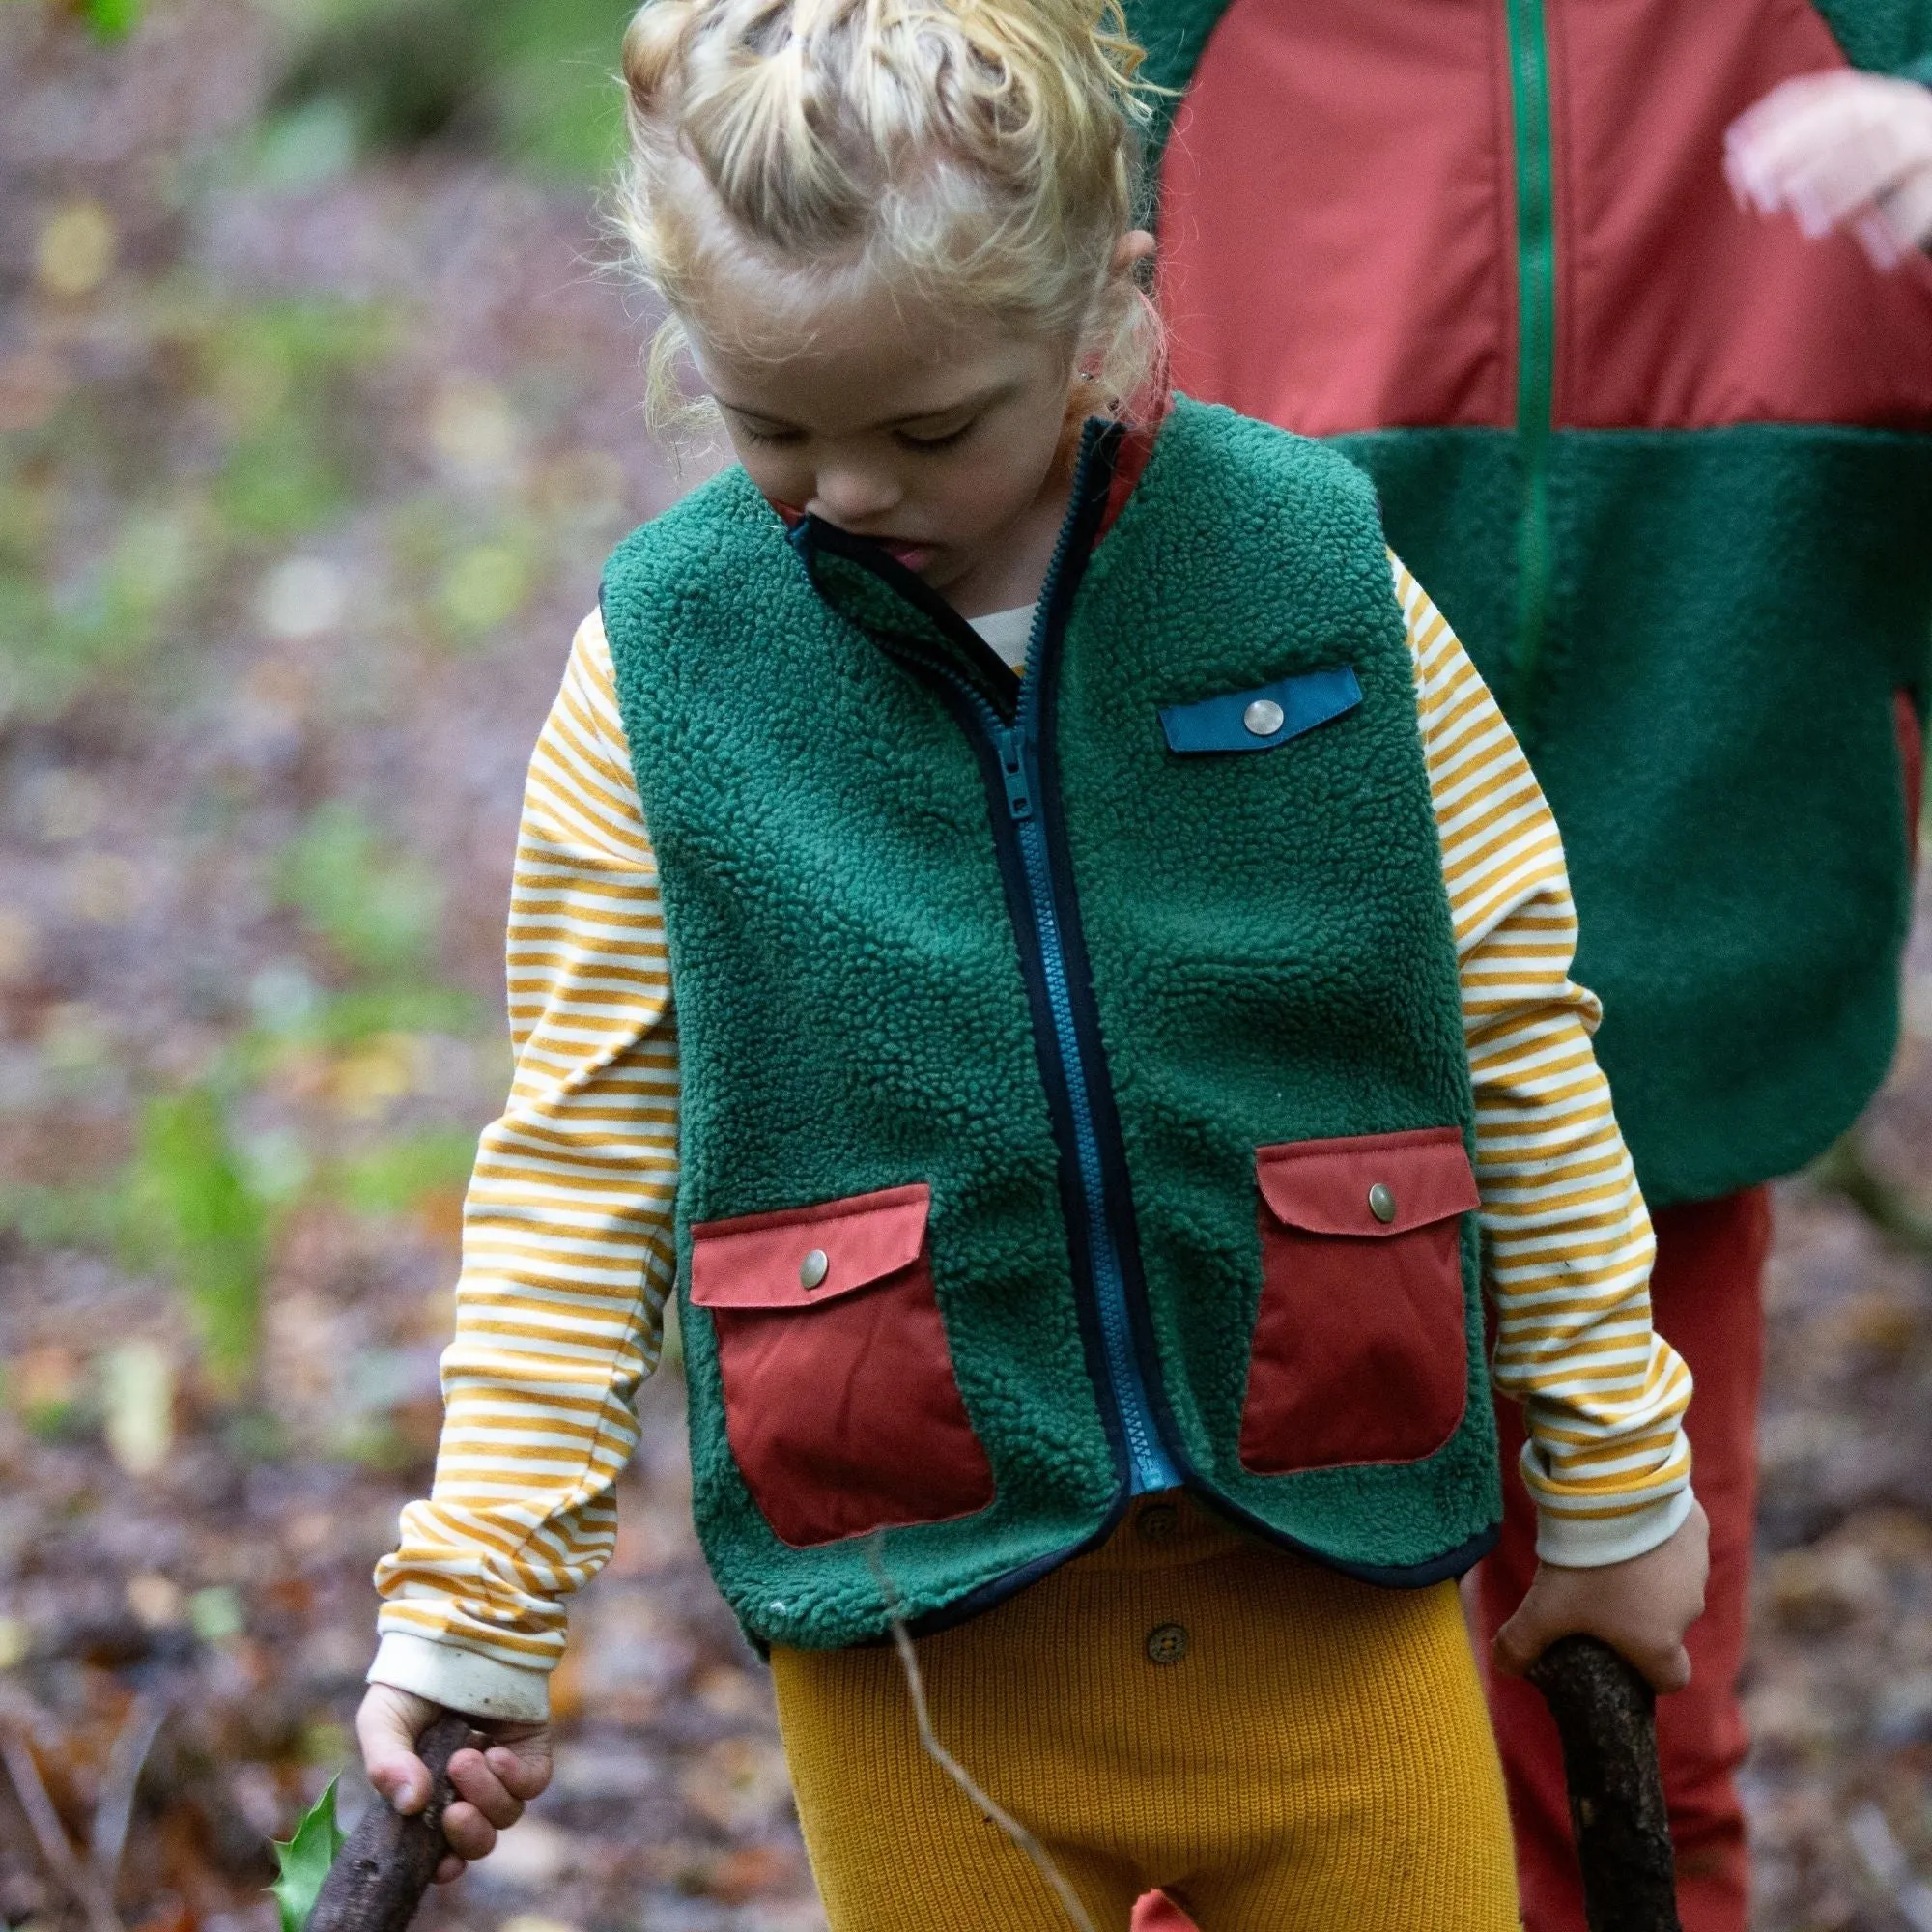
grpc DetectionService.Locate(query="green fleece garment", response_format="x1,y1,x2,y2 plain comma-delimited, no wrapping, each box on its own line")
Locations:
1334,426,1932,1205
600,398,1495,1651
1127,0,1932,1206
1811,0,1932,69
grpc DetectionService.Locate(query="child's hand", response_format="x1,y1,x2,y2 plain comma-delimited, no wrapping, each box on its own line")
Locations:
1726,70,1932,268
355,1684,553,1883
1491,1499,1710,1693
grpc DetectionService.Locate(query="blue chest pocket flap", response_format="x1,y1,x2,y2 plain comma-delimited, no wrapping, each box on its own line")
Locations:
1158,666,1362,755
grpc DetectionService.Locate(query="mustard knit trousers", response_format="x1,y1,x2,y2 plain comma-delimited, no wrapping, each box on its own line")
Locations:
770,1494,1519,1931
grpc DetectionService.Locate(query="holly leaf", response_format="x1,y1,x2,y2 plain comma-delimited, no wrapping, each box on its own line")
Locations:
270,1778,345,1932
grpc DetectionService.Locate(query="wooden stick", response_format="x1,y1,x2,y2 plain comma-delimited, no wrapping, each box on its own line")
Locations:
1527,1636,1682,1932
0,1723,125,1932
306,1714,477,1932
865,1538,1095,1930
90,1692,169,1896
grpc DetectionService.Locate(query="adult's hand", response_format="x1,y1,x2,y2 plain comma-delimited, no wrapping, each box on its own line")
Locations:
1727,69,1932,268
355,1684,553,1885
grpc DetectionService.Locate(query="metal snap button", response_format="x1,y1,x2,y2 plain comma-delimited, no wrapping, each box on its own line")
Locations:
1146,1623,1190,1665
799,1247,830,1290
1367,1182,1397,1224
1243,697,1285,737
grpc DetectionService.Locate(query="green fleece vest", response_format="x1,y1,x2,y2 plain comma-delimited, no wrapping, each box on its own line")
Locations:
602,398,1499,1651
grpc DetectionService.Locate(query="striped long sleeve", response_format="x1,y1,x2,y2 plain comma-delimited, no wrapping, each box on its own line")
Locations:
1393,559,1691,1567
370,571,1692,1719
369,622,678,1718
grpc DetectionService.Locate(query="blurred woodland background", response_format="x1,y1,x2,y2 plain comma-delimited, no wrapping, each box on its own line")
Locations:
3,3,1932,1930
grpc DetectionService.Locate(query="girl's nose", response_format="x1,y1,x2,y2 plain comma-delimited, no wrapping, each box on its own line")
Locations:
809,463,901,527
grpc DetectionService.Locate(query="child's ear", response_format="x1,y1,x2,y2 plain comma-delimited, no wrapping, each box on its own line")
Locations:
1111,229,1156,275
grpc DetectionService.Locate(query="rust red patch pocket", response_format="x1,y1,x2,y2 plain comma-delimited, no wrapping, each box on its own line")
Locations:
1238,1128,1478,1475
688,1182,995,1548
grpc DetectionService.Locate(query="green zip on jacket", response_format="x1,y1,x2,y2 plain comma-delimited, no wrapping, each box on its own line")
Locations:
1127,0,1932,1208
599,400,1500,1651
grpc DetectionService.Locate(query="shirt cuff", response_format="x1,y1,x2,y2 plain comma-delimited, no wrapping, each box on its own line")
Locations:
366,1631,552,1723
1533,1485,1695,1569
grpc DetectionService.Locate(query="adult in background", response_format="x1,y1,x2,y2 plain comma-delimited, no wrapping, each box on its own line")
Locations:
1122,3,1932,1929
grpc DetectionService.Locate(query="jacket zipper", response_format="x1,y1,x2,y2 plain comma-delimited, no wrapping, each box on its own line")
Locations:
923,671,1179,1497
813,445,1180,1499
1504,0,1555,721
996,703,1179,1496
999,468,1179,1495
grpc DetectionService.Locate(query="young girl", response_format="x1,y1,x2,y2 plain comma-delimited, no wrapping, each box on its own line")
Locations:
356,3,1708,1924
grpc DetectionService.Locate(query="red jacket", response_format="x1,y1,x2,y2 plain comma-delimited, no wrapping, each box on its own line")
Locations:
1129,0,1932,1205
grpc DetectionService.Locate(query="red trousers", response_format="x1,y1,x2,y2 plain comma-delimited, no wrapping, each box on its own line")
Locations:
1133,1187,1769,1932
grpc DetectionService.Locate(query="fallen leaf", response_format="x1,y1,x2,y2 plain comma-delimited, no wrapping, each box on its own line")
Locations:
70,853,142,924
127,1574,184,1629
703,1846,798,1904
101,1340,176,1476
36,200,117,298
188,1586,245,1644
256,559,347,642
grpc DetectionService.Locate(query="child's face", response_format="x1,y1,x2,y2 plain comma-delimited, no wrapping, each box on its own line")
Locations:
686,267,1084,611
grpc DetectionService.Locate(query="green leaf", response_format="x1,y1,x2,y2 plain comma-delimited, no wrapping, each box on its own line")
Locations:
83,0,143,41
131,1087,268,1390
270,1776,346,1932
271,804,442,979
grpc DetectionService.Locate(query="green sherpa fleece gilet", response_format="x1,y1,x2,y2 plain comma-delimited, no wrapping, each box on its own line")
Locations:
601,399,1499,1651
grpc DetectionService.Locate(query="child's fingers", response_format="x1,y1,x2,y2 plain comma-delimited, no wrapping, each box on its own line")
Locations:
485,1742,552,1802
1493,1608,1692,1692
355,1686,438,1815
1855,209,1906,270
362,1749,430,1814
433,1856,464,1887
1729,75,1932,235
1760,110,1912,232
1727,70,1844,150
439,1799,499,1863
1788,135,1923,235
1649,1641,1693,1697
1756,76,1894,156
1877,166,1932,253
447,1749,528,1830
1728,73,1866,186
1488,1603,1552,1680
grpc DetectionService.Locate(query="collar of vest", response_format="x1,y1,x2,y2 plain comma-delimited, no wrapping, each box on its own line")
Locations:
783,408,1161,704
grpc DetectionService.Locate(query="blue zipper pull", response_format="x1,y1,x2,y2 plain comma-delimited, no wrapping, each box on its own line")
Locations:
998,726,1033,820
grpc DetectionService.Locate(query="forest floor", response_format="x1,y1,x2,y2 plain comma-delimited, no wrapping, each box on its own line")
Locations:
4,5,1932,1931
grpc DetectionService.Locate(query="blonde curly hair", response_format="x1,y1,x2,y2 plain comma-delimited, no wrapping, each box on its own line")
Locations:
615,0,1159,425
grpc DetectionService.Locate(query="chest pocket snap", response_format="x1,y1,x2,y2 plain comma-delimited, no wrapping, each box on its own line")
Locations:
1158,666,1361,754
1239,1127,1478,1474
688,1181,995,1548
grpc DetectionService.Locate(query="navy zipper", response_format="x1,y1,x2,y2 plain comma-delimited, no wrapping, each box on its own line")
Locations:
921,668,1179,1498
1003,486,1179,1497
791,434,1180,1499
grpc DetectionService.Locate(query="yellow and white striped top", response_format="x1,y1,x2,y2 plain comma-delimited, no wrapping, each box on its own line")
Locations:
369,558,1693,1720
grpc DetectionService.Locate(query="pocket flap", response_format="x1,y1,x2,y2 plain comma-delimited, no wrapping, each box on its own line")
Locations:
690,1182,930,1310
1257,1129,1478,1236
1159,666,1361,754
